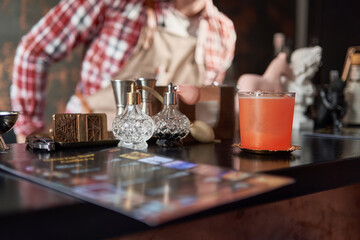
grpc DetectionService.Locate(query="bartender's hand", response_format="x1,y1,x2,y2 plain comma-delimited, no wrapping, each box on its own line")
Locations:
16,134,27,143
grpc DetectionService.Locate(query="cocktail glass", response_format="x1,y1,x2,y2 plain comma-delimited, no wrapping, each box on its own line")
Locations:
0,111,20,152
238,91,295,151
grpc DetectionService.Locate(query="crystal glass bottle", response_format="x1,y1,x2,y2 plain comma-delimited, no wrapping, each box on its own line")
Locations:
152,83,190,147
112,82,155,150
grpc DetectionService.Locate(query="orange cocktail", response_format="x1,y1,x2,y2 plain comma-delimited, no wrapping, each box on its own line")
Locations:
238,91,295,151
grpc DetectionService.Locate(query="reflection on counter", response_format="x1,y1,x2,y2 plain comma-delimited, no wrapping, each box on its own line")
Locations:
0,146,293,226
232,151,294,173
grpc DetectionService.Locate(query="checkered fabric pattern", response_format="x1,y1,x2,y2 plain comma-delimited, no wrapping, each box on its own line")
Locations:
11,0,236,135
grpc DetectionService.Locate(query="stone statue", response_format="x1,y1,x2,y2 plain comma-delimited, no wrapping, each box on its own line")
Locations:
286,46,322,130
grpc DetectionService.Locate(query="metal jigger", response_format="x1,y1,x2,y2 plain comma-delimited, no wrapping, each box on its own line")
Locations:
0,111,19,152
136,78,157,116
111,79,134,116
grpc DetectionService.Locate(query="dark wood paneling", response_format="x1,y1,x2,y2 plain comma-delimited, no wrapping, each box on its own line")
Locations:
309,0,360,84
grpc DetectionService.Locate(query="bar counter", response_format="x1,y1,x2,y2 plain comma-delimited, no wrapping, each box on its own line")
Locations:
1,130,360,239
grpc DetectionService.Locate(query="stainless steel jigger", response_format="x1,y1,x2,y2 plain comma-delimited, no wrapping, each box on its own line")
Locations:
111,80,134,116
136,78,157,116
0,111,19,152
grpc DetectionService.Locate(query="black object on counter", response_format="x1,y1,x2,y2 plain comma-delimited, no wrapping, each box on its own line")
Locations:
316,70,347,133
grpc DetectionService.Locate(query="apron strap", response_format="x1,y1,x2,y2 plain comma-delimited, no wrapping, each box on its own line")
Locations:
143,0,157,50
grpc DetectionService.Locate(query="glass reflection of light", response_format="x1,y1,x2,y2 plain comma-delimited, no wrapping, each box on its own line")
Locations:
124,185,133,211
163,181,170,205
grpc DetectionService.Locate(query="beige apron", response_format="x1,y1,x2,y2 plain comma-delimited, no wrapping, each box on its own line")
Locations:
79,26,206,129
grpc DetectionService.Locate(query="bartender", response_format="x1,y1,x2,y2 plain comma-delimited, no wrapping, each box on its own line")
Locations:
10,0,236,143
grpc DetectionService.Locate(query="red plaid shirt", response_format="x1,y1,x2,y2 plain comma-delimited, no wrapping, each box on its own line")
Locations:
11,0,236,135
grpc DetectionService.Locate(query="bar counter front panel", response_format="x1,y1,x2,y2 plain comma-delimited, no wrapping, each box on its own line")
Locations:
0,131,360,239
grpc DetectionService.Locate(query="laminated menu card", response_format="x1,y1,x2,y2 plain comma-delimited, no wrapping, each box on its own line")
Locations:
0,146,293,226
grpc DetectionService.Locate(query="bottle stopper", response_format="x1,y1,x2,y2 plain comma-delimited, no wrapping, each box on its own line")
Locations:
126,82,141,105
164,83,177,105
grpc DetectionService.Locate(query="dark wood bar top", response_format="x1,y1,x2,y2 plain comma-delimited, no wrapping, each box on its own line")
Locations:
0,130,360,239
